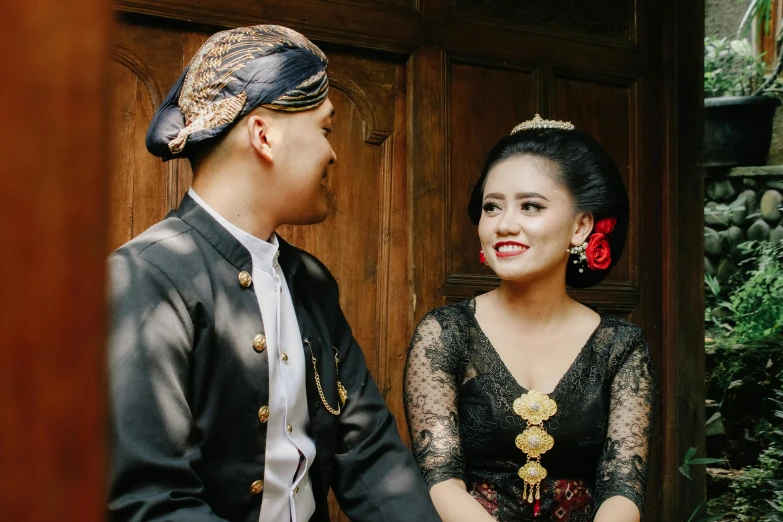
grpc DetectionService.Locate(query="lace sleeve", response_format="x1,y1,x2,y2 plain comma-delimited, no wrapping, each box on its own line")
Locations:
403,310,466,489
594,329,655,515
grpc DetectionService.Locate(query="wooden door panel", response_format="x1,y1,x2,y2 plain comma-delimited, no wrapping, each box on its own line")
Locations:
109,21,203,253
551,74,637,285
448,0,634,42
447,60,537,281
108,55,168,253
319,0,416,9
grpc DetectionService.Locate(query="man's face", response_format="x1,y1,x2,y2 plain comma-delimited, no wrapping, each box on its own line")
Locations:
273,98,337,225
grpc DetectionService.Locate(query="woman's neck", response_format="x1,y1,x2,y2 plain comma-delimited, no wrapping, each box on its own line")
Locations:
491,272,576,328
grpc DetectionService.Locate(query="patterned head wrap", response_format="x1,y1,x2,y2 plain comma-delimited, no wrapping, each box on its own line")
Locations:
146,25,329,160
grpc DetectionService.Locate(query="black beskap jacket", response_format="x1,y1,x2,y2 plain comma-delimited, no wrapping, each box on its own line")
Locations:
107,194,440,522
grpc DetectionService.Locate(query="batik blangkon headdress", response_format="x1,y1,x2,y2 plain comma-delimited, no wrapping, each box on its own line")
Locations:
146,25,329,161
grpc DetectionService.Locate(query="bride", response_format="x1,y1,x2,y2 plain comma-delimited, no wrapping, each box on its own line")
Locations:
403,115,654,521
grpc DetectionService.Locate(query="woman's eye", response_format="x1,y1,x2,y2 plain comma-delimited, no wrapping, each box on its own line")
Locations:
482,202,500,213
323,128,332,135
521,202,544,213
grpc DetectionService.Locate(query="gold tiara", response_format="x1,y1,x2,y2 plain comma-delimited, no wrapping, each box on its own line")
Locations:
511,114,575,134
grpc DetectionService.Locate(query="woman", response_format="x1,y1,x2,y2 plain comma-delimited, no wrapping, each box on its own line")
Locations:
403,115,654,521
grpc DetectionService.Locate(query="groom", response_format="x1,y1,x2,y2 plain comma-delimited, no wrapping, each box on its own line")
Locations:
107,25,438,522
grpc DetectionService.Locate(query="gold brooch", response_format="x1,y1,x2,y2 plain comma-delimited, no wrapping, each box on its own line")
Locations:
513,389,557,503
511,114,575,134
515,426,554,457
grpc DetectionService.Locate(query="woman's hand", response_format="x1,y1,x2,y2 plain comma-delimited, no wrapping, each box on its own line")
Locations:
429,479,497,522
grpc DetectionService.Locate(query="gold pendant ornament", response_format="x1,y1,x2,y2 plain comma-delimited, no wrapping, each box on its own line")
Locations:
515,426,554,458
337,381,348,406
513,389,557,424
518,461,548,502
513,389,557,503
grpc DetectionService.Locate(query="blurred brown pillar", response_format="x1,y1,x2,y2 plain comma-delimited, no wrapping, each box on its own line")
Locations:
0,1,111,520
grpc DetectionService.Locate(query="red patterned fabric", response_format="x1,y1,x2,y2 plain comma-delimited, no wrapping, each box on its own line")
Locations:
550,480,593,520
469,480,593,520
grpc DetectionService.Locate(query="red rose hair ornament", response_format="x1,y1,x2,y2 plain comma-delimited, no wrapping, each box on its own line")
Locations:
576,217,617,272
585,233,612,271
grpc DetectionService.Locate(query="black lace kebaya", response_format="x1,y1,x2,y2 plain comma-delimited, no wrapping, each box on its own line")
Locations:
403,299,654,520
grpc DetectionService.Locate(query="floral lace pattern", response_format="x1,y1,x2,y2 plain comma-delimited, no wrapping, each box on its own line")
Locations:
403,298,654,521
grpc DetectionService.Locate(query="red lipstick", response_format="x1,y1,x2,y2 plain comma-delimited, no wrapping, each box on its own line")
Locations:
493,241,529,258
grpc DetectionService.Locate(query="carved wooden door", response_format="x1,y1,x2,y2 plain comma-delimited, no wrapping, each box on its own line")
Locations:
110,1,706,519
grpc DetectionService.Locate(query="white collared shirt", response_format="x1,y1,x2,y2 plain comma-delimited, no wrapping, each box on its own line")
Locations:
188,189,316,522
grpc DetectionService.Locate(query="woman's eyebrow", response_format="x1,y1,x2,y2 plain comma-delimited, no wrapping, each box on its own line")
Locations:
515,192,549,201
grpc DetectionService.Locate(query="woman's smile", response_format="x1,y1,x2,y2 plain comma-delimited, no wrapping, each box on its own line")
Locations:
494,241,529,258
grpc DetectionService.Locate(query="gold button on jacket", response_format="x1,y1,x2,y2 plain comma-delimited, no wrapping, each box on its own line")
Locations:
281,352,289,362
253,334,267,352
238,271,252,288
258,406,269,423
249,480,264,495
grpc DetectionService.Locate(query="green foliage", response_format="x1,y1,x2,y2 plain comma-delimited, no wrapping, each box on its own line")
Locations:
704,37,781,98
705,273,736,331
705,241,783,341
730,241,783,342
681,447,730,522
705,338,780,404
703,240,783,520
766,479,783,522
688,499,731,522
681,446,727,480
729,390,783,521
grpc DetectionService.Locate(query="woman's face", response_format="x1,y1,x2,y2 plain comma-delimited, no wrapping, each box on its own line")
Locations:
478,155,593,284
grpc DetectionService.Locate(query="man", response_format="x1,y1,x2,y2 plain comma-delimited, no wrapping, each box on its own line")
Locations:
108,25,440,522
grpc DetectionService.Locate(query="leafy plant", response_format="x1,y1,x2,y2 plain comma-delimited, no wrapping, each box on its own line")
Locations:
730,241,783,342
680,447,729,521
729,389,783,521
766,478,783,521
681,447,728,479
704,273,737,332
704,37,782,98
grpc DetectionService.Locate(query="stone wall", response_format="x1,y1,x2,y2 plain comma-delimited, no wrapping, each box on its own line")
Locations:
704,167,783,281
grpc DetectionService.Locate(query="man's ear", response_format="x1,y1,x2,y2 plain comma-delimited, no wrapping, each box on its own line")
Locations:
572,212,595,246
246,113,274,164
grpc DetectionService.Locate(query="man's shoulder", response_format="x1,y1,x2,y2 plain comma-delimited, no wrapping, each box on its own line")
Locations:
298,249,335,282
110,214,194,263
279,237,337,289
